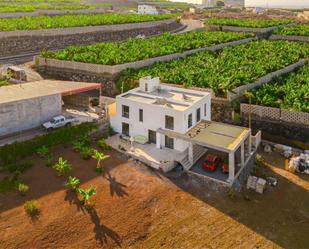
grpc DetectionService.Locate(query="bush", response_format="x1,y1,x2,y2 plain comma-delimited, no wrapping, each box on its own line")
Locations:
18,183,29,195
46,154,54,167
36,145,50,158
6,160,33,174
80,147,94,160
53,157,72,176
0,176,21,193
24,200,39,216
97,138,112,150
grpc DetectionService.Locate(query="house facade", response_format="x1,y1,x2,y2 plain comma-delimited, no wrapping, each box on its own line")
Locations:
110,77,211,152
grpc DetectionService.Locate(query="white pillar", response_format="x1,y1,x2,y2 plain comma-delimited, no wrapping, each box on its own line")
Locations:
249,134,252,154
241,142,245,167
156,133,161,149
228,152,235,183
188,142,194,164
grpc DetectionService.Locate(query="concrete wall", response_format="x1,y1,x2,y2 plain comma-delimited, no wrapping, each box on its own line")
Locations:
0,19,181,57
0,94,61,136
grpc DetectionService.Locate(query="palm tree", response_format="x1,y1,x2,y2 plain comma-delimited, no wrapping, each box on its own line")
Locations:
78,187,96,205
53,157,72,176
92,150,110,170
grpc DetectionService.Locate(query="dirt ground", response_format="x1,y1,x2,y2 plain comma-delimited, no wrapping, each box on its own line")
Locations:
0,146,308,249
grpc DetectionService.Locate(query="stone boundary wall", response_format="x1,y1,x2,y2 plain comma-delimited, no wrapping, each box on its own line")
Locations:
269,34,309,43
240,104,309,126
0,19,181,57
227,58,309,100
35,37,256,77
207,23,296,35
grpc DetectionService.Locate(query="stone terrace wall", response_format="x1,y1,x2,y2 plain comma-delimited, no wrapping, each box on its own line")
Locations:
0,19,181,57
270,34,309,43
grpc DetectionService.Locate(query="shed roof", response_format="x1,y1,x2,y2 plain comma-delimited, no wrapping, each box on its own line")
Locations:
0,80,101,104
158,120,250,152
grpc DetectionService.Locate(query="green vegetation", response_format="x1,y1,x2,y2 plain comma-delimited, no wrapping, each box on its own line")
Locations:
0,79,9,87
274,24,309,36
66,176,80,191
0,175,21,193
78,187,96,205
92,150,110,171
41,31,253,65
0,0,79,3
248,63,309,112
117,40,309,96
6,160,33,173
0,4,110,13
24,200,40,216
0,13,176,31
0,122,96,165
97,138,112,150
53,157,72,176
80,147,94,160
205,18,292,28
18,183,29,195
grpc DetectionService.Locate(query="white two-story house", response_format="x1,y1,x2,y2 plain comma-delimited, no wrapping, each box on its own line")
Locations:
110,76,211,152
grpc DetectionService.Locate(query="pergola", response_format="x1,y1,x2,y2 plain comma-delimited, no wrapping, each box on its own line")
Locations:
157,120,252,184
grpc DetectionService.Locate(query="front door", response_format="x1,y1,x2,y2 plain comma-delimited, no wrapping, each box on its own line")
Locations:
148,130,156,144
122,122,129,136
165,136,174,149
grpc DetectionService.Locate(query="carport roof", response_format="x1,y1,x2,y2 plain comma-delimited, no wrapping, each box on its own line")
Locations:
158,120,250,153
0,80,101,104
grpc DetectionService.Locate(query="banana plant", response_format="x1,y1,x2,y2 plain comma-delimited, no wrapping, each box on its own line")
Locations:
92,150,110,171
66,176,80,192
78,187,96,205
53,157,72,176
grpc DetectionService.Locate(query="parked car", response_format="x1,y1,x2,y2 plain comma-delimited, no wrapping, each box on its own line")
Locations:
221,162,229,174
202,154,221,171
42,115,78,130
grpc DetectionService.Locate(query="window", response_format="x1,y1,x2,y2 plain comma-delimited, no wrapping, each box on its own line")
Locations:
122,105,129,118
165,115,174,130
148,130,156,144
145,83,148,92
139,109,143,122
196,108,201,122
188,113,192,128
122,122,129,136
204,103,207,117
165,136,174,149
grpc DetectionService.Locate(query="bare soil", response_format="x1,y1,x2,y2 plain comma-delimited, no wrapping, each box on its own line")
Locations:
0,146,308,249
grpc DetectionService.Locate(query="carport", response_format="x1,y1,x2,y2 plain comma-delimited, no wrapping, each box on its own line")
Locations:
158,120,253,185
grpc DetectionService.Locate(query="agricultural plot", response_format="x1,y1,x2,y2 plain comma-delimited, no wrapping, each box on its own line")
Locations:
0,4,112,13
0,13,176,31
274,24,309,36
117,40,309,96
248,64,309,112
41,31,253,65
205,18,292,28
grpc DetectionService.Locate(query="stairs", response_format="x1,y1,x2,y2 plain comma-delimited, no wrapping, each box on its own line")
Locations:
180,145,207,171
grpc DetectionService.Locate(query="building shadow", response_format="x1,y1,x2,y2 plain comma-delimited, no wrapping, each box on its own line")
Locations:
87,206,122,247
104,172,128,197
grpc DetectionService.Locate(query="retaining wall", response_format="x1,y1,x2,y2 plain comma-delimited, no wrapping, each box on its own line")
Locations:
35,37,256,78
0,19,181,57
270,34,309,43
227,58,308,100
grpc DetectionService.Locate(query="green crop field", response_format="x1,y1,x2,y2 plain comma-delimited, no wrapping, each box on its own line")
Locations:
274,25,309,36
41,31,253,65
0,13,176,31
117,40,309,97
205,18,293,28
248,64,309,112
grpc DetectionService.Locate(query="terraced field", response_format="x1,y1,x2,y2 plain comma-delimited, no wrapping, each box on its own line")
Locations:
274,24,309,36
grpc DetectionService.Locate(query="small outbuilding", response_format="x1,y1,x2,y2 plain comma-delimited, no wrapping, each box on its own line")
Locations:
0,80,101,137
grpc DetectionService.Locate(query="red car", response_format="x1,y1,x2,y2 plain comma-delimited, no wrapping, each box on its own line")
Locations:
202,154,221,171
221,162,229,174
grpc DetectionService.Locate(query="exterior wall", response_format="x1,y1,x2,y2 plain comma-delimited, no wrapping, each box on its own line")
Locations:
245,0,309,9
0,94,62,136
138,5,158,14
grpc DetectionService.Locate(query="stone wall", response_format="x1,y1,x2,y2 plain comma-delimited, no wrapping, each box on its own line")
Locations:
0,19,181,57
270,34,309,43
211,97,234,123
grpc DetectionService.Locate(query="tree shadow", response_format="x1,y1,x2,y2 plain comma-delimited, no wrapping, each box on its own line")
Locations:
86,206,122,247
104,172,128,198
64,189,86,214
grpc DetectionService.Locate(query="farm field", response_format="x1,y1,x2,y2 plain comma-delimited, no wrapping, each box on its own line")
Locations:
0,145,308,249
0,13,176,31
41,31,253,65
249,63,309,112
205,17,293,28
117,40,309,96
274,24,309,36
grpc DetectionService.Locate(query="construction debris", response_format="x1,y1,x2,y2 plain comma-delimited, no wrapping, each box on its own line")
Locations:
288,154,309,174
247,175,267,194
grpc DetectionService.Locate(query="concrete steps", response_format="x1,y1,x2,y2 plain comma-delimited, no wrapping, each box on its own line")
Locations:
180,145,207,171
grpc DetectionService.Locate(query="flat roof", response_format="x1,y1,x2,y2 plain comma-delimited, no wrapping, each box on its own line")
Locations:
158,120,250,152
0,80,101,104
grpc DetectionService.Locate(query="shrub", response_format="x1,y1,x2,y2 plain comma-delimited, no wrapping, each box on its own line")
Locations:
7,160,33,174
46,154,54,167
72,141,85,152
66,176,80,192
53,157,72,176
18,183,29,195
24,200,40,216
78,187,96,205
97,138,112,150
36,145,50,158
0,176,21,193
80,147,94,160
92,149,110,170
